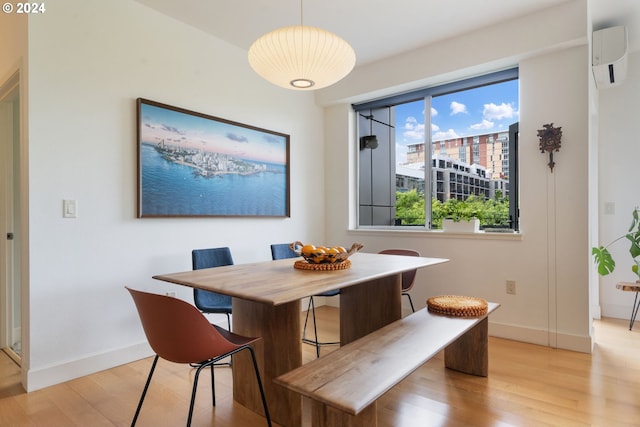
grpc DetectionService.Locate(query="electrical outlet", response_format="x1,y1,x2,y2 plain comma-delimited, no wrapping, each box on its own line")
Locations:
506,280,516,295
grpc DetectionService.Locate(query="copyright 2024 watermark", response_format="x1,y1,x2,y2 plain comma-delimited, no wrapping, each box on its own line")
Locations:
3,2,46,13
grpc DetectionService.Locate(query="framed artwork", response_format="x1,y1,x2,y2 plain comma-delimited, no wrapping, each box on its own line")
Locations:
136,98,290,217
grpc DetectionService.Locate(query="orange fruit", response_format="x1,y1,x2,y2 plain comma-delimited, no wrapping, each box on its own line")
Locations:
309,249,326,263
301,244,316,256
325,247,339,263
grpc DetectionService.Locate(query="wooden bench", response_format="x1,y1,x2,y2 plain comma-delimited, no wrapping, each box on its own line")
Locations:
274,302,500,427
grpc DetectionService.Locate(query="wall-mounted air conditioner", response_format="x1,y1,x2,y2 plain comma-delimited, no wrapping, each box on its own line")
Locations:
592,26,628,88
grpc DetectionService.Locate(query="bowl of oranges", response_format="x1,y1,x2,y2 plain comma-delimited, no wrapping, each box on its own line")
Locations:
289,241,363,270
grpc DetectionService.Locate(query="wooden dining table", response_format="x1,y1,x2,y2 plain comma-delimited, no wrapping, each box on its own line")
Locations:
153,251,448,427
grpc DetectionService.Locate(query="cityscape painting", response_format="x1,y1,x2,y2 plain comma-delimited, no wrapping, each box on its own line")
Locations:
137,98,290,217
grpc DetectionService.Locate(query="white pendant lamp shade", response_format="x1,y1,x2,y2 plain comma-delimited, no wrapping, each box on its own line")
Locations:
248,25,356,90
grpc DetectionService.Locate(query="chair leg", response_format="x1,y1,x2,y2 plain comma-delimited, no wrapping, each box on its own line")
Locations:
185,347,272,427
210,363,216,406
246,346,273,427
187,362,210,427
629,291,640,331
301,296,321,357
302,296,340,358
224,314,233,367
403,292,415,313
302,296,314,343
311,297,320,358
131,355,159,427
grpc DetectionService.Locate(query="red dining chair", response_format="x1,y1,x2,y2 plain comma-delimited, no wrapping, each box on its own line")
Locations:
378,249,420,312
126,287,272,427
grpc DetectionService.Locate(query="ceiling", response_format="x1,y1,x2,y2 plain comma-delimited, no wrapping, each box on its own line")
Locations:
135,0,640,67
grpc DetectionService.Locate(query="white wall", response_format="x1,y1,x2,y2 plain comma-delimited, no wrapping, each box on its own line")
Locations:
20,0,325,391
0,0,607,392
322,0,593,352
597,51,640,318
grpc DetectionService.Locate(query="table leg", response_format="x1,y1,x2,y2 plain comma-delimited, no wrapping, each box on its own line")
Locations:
444,316,489,376
339,273,402,345
311,400,377,427
232,298,302,427
305,274,400,427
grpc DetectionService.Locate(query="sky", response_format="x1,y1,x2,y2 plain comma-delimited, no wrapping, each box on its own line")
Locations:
395,79,519,163
139,102,288,165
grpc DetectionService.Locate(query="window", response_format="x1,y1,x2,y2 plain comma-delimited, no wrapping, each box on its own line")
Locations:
355,68,519,231
473,136,480,160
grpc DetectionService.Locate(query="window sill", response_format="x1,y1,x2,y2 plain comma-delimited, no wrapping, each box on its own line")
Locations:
348,227,522,241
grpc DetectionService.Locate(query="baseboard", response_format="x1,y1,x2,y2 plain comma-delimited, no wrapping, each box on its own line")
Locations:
601,303,634,321
24,315,595,392
489,321,593,353
26,341,152,392
26,310,241,392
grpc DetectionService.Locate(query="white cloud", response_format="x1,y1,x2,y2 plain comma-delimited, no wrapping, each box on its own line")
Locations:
404,116,418,128
431,123,440,132
470,119,495,130
483,102,516,120
450,101,467,115
433,129,460,140
431,107,438,117
403,116,425,140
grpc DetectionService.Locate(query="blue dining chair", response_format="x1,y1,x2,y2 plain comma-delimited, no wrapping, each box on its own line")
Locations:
270,243,340,358
192,247,234,331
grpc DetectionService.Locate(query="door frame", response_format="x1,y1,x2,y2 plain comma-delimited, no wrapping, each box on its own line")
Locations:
0,69,26,373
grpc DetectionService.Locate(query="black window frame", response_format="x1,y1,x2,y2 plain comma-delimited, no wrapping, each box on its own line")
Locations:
354,68,519,231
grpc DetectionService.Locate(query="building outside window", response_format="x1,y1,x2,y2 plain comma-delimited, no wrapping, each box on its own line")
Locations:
355,68,519,230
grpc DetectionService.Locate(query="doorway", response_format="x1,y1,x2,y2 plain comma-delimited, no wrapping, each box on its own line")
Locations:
0,71,21,364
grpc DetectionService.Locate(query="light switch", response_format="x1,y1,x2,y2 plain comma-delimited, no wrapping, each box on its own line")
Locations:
63,200,77,218
605,202,615,215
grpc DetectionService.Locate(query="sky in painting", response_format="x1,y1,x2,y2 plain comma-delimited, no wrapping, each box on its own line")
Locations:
139,102,287,165
394,79,519,163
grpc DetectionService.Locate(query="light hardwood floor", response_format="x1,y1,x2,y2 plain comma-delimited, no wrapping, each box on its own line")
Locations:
1,307,639,426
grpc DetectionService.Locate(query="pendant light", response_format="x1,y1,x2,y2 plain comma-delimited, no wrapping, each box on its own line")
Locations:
248,0,356,90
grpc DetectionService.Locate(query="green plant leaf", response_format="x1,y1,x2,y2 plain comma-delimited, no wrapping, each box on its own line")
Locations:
631,208,640,232
592,208,640,277
633,263,639,280
626,210,640,258
628,235,640,259
592,246,615,276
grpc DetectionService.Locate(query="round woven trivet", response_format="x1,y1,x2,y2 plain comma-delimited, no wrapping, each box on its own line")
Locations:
426,295,488,317
294,259,352,271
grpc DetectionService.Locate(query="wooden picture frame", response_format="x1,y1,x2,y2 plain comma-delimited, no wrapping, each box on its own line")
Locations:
137,98,290,217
